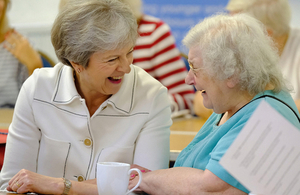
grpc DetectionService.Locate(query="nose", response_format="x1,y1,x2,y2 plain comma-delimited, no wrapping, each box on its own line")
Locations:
117,56,132,73
185,70,195,85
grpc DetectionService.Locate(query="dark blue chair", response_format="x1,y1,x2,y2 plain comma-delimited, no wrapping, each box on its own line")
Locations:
39,51,55,67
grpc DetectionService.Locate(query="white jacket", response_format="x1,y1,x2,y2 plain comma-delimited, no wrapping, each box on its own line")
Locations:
0,63,172,188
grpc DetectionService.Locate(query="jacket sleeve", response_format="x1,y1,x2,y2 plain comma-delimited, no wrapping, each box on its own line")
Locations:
133,86,172,170
0,70,41,189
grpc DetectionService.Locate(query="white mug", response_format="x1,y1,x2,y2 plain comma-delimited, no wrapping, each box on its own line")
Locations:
97,162,142,195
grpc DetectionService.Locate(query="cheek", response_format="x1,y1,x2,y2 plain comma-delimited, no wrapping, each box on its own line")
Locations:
128,54,134,64
194,76,205,87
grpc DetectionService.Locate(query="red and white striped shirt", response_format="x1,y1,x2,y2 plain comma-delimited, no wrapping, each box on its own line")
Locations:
133,15,195,113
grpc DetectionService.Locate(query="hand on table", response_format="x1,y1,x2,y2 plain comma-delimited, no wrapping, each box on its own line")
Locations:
7,169,63,194
130,164,151,180
4,30,42,74
128,164,151,193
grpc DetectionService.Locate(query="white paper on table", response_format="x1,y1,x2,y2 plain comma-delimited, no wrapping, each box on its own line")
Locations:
219,100,300,195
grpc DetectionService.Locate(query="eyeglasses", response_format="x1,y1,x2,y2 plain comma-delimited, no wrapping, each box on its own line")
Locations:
188,63,201,76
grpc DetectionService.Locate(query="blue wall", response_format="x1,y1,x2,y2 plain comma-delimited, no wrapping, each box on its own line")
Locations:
142,0,227,54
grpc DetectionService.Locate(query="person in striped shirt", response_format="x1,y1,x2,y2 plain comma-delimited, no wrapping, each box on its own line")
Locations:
119,0,195,114
0,0,43,108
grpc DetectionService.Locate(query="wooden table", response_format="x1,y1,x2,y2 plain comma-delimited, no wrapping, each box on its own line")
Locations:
0,191,35,195
0,109,13,170
0,109,13,129
170,116,206,161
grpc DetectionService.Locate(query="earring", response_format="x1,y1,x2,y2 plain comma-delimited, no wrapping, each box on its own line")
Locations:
77,69,81,73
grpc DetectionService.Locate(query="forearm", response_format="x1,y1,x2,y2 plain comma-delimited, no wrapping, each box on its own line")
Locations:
4,30,43,74
137,167,246,195
140,168,194,195
82,178,96,184
7,172,97,195
24,52,42,75
69,181,98,195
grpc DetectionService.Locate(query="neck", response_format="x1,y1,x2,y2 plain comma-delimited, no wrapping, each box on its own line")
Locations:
74,72,110,116
219,84,275,125
219,91,254,125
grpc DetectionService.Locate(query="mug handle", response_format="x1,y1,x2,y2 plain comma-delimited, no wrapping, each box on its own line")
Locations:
126,168,142,194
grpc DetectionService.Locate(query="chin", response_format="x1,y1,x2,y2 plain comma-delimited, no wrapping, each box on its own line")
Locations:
113,87,123,94
203,103,212,110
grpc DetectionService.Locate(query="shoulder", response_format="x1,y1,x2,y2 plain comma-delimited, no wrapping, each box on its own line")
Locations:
141,15,163,24
22,63,67,98
291,28,300,38
237,90,300,128
285,28,300,50
139,15,170,33
116,65,170,114
260,91,300,127
24,63,64,86
130,65,170,111
132,65,167,93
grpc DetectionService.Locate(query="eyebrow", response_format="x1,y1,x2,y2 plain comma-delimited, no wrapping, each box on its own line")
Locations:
188,61,201,70
188,60,195,68
103,47,134,60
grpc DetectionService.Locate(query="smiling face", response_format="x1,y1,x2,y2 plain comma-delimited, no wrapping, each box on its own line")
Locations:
185,46,231,114
72,44,134,100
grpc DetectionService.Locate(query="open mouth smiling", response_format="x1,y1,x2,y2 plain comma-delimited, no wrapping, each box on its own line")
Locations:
108,76,122,81
108,76,123,84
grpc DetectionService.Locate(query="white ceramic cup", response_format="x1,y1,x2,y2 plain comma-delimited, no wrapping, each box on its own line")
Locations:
97,162,142,195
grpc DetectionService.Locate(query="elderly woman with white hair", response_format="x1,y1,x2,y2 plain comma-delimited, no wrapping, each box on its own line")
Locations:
129,13,300,195
0,0,171,194
226,0,300,113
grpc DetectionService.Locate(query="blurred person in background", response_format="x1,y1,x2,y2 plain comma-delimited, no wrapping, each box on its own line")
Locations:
0,0,171,194
119,0,195,114
0,0,42,108
226,0,300,112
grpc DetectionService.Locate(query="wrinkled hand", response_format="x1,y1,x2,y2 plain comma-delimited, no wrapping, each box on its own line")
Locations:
128,164,151,193
4,30,42,74
129,173,143,192
130,164,151,180
130,164,151,172
7,169,63,194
